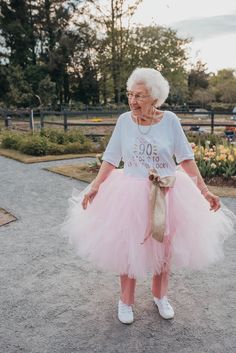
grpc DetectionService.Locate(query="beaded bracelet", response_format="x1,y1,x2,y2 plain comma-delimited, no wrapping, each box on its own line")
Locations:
199,185,209,195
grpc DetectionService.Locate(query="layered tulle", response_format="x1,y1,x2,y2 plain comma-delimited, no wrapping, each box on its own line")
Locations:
61,169,235,279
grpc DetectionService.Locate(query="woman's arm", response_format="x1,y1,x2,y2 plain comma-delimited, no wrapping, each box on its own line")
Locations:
180,159,208,192
180,159,220,211
82,161,115,209
92,160,116,188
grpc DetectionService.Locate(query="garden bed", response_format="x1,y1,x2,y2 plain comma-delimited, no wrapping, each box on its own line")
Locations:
0,128,104,162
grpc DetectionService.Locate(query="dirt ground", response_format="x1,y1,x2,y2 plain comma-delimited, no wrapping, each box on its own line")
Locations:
0,155,235,353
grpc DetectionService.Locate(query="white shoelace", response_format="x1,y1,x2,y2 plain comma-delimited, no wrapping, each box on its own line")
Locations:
119,302,132,313
158,297,172,311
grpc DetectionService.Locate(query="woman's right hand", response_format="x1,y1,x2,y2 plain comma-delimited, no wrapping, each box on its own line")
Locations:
82,184,99,210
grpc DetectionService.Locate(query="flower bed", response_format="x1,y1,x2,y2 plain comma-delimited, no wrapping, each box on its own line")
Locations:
192,143,236,186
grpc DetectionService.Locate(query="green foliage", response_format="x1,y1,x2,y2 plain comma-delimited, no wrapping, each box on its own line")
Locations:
38,75,57,107
0,0,37,67
63,140,92,154
46,142,65,155
1,132,22,149
1,128,94,155
196,159,217,178
209,69,236,104
5,65,33,108
64,142,84,154
210,102,236,111
187,132,224,147
98,134,112,151
40,128,86,145
40,129,66,144
18,136,48,156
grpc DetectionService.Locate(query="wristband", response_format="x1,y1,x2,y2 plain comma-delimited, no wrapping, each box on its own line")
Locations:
200,185,209,195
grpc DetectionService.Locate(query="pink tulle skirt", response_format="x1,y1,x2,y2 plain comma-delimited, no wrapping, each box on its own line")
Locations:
61,169,235,279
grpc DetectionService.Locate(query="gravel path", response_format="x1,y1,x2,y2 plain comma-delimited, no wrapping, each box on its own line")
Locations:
0,155,235,353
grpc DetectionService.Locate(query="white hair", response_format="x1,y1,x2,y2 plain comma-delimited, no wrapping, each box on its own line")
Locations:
126,68,169,106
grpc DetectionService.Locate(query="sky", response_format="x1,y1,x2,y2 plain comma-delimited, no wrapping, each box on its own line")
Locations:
131,0,236,73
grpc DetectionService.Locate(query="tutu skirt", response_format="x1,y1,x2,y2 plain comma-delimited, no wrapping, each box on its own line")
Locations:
61,169,235,279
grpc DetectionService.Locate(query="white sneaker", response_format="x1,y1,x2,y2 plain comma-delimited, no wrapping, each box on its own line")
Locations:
118,300,134,324
154,296,174,319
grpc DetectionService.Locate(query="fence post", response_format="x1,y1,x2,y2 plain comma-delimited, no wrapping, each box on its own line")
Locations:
40,110,44,129
63,110,68,131
29,109,34,131
210,110,214,134
4,111,12,128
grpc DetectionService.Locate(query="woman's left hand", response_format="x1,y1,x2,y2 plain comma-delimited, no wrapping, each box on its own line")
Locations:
204,191,221,211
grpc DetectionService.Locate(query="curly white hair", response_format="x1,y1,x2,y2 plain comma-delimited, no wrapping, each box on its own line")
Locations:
126,68,169,106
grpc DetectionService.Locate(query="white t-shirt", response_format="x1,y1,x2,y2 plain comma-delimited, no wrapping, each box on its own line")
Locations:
102,111,194,178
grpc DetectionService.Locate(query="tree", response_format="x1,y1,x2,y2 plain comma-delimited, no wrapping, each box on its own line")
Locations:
0,0,38,67
209,69,236,103
84,0,142,104
188,60,209,98
38,75,57,107
0,0,90,107
124,25,189,105
192,88,215,106
4,65,33,107
36,0,85,106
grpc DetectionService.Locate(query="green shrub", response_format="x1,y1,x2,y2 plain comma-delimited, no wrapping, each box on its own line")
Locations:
79,140,92,152
1,133,22,150
40,129,67,144
63,142,83,154
64,140,92,154
66,130,86,144
1,128,95,156
18,136,48,156
210,102,236,111
98,134,111,151
40,128,86,145
187,132,224,147
46,142,65,155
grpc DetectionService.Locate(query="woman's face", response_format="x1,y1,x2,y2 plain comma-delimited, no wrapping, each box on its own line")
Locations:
127,83,158,118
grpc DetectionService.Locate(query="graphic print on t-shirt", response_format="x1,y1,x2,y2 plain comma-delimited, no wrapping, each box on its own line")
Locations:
127,135,169,171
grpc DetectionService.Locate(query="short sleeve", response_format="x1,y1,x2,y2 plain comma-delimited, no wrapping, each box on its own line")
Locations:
172,115,194,164
102,116,122,167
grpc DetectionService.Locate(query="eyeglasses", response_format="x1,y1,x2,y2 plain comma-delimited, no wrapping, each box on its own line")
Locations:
126,91,151,102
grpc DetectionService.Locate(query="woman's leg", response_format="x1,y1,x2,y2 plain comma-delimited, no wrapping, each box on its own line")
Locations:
152,271,169,299
120,274,136,305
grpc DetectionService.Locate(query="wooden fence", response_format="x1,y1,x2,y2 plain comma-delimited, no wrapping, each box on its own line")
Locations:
0,109,236,135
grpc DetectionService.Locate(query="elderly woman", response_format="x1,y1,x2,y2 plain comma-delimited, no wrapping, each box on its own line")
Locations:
62,68,234,324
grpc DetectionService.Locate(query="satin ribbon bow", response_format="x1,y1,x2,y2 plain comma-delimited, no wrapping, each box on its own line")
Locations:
148,169,176,243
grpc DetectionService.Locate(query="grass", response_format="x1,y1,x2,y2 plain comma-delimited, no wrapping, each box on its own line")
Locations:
47,164,95,183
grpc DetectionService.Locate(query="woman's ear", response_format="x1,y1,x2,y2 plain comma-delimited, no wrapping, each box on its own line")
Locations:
152,98,159,107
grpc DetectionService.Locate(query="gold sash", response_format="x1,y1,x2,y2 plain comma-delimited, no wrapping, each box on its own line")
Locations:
148,169,176,242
